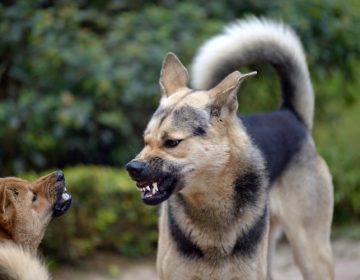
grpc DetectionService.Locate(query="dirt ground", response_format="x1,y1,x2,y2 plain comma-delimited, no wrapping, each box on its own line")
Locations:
53,239,360,280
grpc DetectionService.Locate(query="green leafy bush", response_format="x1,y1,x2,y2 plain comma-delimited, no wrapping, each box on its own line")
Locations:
0,1,222,175
26,166,158,260
0,0,359,227
314,100,360,225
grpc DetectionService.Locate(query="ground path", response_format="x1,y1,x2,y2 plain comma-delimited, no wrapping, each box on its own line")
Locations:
54,239,360,280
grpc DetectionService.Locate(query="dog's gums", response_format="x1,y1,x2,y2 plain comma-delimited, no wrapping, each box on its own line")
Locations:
135,176,176,205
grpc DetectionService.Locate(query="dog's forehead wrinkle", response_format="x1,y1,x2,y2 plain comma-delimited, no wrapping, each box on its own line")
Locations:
171,104,209,136
150,89,201,132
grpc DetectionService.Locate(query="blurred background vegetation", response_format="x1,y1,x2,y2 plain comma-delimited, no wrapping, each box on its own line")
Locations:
0,0,359,261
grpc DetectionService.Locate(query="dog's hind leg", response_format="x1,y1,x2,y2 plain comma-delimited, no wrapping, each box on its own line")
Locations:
270,143,334,280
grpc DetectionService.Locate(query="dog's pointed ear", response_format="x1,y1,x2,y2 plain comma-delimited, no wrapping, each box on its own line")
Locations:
209,71,256,118
159,52,189,98
0,180,7,214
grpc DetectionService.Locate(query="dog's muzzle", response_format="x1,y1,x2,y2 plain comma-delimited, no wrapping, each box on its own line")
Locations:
126,160,178,205
52,171,72,218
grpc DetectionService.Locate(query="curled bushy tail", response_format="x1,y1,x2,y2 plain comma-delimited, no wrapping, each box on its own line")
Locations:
191,17,314,130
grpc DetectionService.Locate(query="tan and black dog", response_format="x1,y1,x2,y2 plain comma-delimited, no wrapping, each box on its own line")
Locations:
0,170,72,279
126,17,333,279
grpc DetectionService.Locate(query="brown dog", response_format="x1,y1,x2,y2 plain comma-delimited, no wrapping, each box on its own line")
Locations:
0,171,72,279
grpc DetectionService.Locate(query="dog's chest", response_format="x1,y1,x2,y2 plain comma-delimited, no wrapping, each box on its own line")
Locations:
168,197,240,254
160,249,257,280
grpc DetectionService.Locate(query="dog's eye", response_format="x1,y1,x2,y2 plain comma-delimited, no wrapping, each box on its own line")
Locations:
164,139,182,148
32,192,38,203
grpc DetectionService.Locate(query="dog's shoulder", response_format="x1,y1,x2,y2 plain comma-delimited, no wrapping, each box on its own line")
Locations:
239,109,309,182
0,242,49,280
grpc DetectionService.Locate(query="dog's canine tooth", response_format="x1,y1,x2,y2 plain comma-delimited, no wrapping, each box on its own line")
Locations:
146,186,151,191
152,182,158,191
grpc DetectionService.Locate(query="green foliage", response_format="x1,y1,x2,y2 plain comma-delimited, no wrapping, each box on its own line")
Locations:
26,166,158,260
314,100,360,225
0,1,222,175
0,0,359,226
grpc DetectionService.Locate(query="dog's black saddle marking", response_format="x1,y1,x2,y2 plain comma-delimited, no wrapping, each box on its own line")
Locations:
168,204,204,259
232,206,268,257
240,109,307,183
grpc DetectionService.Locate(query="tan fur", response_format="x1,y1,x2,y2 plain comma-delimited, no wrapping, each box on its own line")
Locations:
0,242,50,280
269,138,334,279
0,172,68,280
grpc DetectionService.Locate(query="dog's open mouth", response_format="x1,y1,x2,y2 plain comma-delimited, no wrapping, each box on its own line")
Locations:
53,185,72,218
135,176,176,205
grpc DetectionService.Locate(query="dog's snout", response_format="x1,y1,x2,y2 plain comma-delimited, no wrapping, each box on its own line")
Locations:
55,170,65,181
126,160,146,178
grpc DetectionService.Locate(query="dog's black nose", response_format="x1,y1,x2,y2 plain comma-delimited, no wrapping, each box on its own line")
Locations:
56,170,65,181
126,160,146,178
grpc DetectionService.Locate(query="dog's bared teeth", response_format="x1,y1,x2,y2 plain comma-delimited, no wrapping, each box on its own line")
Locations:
146,186,151,191
152,182,158,192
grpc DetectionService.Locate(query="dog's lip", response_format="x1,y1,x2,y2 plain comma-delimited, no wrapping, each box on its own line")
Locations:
134,176,176,205
53,184,72,218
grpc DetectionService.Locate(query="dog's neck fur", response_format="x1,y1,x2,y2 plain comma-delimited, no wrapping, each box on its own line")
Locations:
166,133,269,261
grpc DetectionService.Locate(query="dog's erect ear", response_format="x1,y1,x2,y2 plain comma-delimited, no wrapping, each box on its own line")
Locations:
159,52,189,98
209,71,257,118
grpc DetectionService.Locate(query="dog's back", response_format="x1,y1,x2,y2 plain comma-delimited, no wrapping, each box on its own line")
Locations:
192,17,316,182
